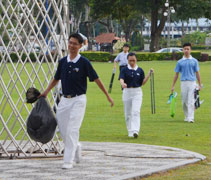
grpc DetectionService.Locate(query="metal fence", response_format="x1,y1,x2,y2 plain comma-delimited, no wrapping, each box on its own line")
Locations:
0,0,69,159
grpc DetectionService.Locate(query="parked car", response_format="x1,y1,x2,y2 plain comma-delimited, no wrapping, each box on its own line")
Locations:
156,47,182,53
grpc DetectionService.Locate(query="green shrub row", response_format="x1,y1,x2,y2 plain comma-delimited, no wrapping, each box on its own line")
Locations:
191,45,210,50
0,51,206,62
112,51,201,61
0,52,58,62
80,51,111,62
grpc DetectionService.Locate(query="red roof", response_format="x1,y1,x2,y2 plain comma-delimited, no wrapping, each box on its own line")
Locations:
95,33,120,44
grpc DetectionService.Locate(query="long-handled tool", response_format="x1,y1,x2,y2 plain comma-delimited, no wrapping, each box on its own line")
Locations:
194,84,204,109
167,92,177,117
150,71,155,114
108,68,116,93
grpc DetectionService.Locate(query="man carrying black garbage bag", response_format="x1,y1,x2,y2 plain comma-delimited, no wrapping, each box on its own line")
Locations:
26,88,57,144
40,33,114,169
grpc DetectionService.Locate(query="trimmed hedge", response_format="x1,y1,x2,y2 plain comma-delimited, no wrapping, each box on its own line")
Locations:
200,53,209,62
0,51,206,62
0,52,58,62
112,51,201,61
80,51,111,62
192,45,210,50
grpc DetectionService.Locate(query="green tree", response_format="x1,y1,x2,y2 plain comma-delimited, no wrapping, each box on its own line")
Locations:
89,0,143,41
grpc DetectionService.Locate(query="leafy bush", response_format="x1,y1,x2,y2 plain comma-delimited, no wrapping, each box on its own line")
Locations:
10,52,18,62
200,53,209,62
130,46,142,52
192,45,210,50
112,51,202,61
1,51,204,62
182,31,207,45
0,52,40,62
113,40,126,53
80,51,111,62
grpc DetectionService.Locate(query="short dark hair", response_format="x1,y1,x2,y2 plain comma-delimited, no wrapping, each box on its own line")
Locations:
123,43,130,48
127,52,136,59
68,33,83,44
183,43,192,48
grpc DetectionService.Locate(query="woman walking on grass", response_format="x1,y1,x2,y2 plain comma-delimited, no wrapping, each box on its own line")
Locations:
119,52,153,138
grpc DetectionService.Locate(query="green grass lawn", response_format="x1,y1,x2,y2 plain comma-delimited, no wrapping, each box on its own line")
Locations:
1,60,211,179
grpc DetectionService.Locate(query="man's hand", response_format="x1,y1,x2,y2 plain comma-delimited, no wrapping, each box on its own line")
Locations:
171,73,179,94
198,84,202,91
39,91,48,98
171,86,175,93
113,61,117,69
107,96,114,107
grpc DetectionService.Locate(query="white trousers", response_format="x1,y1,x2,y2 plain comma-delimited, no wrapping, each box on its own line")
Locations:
123,87,143,136
56,95,86,163
181,81,196,121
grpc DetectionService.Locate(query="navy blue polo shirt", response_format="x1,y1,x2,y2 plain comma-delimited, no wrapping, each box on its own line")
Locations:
54,55,99,96
119,65,145,88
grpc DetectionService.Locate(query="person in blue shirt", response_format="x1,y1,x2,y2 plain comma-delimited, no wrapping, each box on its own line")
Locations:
40,33,114,169
171,43,202,123
119,52,153,138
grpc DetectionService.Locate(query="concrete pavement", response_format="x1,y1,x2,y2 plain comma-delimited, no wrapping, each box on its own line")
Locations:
0,142,206,180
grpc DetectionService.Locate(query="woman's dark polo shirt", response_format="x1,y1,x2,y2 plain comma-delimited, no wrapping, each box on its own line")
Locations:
119,66,145,88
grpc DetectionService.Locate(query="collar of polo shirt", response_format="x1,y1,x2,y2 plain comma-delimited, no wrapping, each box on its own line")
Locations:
127,64,138,71
182,55,193,60
67,54,81,63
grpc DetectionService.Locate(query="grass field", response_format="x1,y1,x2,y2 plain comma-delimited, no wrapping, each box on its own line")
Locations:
83,61,211,180
1,60,211,179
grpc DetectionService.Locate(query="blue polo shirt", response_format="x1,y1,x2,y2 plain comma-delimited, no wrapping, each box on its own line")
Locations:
175,56,199,81
119,65,145,88
54,55,99,96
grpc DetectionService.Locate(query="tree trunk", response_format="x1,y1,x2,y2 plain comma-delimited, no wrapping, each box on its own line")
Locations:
150,0,167,52
181,21,185,36
196,19,199,31
121,18,139,42
108,18,114,33
151,33,161,51
73,12,82,32
99,18,114,33
84,3,92,50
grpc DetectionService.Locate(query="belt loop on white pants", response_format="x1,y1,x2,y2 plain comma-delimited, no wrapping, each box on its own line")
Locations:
56,94,87,163
122,87,143,137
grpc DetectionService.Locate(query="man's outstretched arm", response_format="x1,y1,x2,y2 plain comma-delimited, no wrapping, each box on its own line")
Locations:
196,71,202,90
94,78,114,107
40,79,59,97
171,72,179,93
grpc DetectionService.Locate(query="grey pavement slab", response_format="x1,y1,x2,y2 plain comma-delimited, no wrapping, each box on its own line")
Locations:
0,142,206,180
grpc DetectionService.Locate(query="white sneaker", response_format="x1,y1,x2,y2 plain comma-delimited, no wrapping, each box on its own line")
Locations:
189,119,194,123
62,163,73,169
184,118,189,122
74,144,81,164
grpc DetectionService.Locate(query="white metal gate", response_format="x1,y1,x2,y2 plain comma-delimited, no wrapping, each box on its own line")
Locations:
0,0,69,159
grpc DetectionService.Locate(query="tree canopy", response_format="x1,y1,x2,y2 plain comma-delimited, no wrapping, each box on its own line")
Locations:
89,0,211,51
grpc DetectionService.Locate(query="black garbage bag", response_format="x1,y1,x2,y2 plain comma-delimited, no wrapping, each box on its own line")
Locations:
26,97,57,144
26,87,41,103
